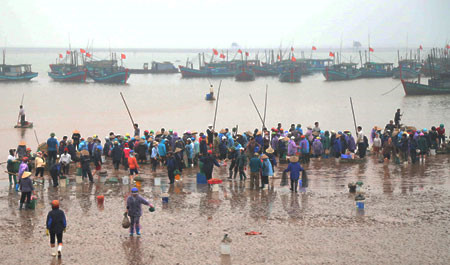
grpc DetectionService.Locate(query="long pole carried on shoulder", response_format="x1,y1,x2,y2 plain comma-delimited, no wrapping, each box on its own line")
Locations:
249,93,265,128
349,97,358,135
120,92,136,128
212,80,222,131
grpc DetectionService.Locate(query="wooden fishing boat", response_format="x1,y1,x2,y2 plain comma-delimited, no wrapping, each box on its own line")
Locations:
322,63,362,81
279,68,301,83
85,60,130,84
0,64,38,81
130,62,179,74
235,67,255,81
393,60,421,79
305,59,333,73
401,72,450,95
179,65,210,77
48,70,87,82
252,64,279,76
360,62,394,78
14,122,33,129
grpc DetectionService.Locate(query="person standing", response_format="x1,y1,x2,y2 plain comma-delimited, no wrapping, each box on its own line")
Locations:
128,150,139,181
436,124,445,149
134,124,141,137
47,133,59,167
150,142,159,172
19,171,34,209
284,156,304,192
126,187,153,236
356,126,367,158
418,133,428,163
80,150,93,182
249,153,262,189
19,105,26,126
60,148,71,175
71,130,81,151
111,141,123,170
237,147,247,181
46,200,67,257
49,162,62,187
18,157,29,180
199,150,220,181
394,109,402,128
261,154,273,189
34,152,46,184
7,149,17,186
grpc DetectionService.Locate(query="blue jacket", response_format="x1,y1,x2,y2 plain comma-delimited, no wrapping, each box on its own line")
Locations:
78,140,88,151
300,139,309,154
185,144,193,159
19,177,34,192
46,208,67,233
158,139,167,156
126,194,150,217
284,162,304,180
262,158,273,176
47,137,59,152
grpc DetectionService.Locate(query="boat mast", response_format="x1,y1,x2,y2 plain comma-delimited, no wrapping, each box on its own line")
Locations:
368,33,370,63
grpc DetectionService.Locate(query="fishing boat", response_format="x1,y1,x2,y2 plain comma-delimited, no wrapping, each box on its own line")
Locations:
0,64,38,81
393,60,421,79
305,59,333,73
322,63,362,81
179,65,210,77
252,64,279,76
401,72,450,95
279,68,301,83
48,50,87,82
360,62,394,78
129,61,179,74
85,60,130,84
14,122,33,129
48,69,87,82
235,67,255,81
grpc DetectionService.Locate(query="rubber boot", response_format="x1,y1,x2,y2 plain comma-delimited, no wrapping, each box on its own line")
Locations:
19,203,23,210
57,244,62,257
136,226,141,236
228,170,233,180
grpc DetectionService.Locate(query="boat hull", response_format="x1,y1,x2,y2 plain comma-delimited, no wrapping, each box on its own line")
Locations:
89,70,129,84
14,122,33,129
322,69,362,81
48,71,87,82
235,70,255,81
279,71,301,83
0,72,38,82
402,80,450,95
179,66,209,78
361,69,393,78
253,66,279,76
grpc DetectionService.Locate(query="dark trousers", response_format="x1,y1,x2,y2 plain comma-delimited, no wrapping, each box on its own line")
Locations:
290,179,298,192
21,115,25,125
228,160,237,178
35,167,44,177
61,163,69,174
204,169,213,180
48,151,57,167
20,191,31,204
113,160,120,170
151,158,158,171
168,170,175,184
261,175,269,187
51,173,59,187
410,150,417,164
50,232,63,244
82,167,93,182
238,166,246,180
129,216,141,234
358,143,366,158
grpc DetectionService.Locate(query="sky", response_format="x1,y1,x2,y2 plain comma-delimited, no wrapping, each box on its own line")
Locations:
0,0,449,49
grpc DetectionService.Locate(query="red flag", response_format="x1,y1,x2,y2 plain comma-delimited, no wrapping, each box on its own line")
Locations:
329,52,335,57
121,53,126,59
59,54,63,59
419,45,423,50
291,46,294,52
277,55,280,60
86,52,91,58
213,49,218,55
80,48,86,53
66,51,71,55
291,56,296,62
369,47,374,52
446,44,450,49
238,49,242,54
312,46,317,51
245,52,249,57
219,53,225,59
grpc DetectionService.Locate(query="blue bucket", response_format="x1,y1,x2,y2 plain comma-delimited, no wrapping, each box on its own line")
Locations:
162,196,169,203
15,183,19,192
197,173,207,184
298,179,302,188
356,201,365,209
341,154,351,159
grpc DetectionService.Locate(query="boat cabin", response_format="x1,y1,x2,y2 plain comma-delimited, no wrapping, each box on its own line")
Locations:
0,64,33,75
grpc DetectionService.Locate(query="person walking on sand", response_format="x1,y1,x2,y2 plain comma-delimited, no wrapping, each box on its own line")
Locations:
19,171,34,209
126,187,154,236
46,200,67,257
249,153,262,189
7,149,17,186
128,150,139,182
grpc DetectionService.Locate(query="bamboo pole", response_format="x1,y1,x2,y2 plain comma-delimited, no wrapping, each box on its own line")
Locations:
249,94,265,127
212,80,222,131
120,92,136,128
349,97,358,136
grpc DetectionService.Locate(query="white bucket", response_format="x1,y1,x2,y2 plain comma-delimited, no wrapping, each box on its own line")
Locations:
100,176,107,183
212,184,219,192
154,177,161,186
76,175,83,184
60,178,67,187
101,155,106,163
220,243,231,255
122,176,129,185
430,149,436,156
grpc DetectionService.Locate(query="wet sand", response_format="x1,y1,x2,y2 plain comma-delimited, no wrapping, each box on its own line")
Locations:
1,154,449,264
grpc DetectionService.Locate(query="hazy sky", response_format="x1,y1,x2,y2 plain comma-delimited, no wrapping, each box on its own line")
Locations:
1,0,448,49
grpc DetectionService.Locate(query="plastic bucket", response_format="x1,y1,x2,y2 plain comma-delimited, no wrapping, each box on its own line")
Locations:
122,176,129,185
100,176,107,183
430,149,436,156
97,195,104,204
175,174,181,181
162,194,169,203
28,197,37,210
212,184,219,192
220,243,231,255
101,155,106,163
154,177,161,186
60,178,67,187
196,173,207,184
76,167,82,176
